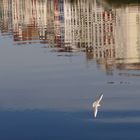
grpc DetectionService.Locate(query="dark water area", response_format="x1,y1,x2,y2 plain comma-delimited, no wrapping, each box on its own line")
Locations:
1,110,140,140
0,0,140,139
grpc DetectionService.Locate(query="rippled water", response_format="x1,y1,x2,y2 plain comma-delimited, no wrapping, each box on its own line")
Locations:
0,0,140,139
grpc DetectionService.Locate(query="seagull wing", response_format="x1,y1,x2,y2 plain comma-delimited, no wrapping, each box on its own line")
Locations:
98,94,103,103
94,107,98,118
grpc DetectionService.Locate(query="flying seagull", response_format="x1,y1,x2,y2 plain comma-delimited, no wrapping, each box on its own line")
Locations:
92,94,103,118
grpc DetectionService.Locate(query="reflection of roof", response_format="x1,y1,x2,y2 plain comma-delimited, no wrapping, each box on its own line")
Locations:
86,52,140,71
13,24,39,41
116,63,140,70
105,0,140,6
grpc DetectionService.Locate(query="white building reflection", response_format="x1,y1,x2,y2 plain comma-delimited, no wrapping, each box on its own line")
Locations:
115,5,140,65
64,0,115,50
0,0,140,70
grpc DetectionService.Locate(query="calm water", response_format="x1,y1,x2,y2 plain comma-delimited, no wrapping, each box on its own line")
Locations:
0,0,140,139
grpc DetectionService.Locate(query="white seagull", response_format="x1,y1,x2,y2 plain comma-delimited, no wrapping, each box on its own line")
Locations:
92,94,103,118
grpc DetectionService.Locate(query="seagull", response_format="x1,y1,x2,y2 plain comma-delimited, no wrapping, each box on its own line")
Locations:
92,94,103,118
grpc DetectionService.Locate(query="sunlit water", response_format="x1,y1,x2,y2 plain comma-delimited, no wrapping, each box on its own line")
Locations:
0,0,140,139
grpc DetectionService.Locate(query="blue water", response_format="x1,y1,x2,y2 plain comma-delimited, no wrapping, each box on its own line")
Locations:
0,0,140,139
0,110,140,140
0,43,140,140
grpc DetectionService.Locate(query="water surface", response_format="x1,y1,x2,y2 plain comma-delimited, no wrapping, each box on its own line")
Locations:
0,0,140,139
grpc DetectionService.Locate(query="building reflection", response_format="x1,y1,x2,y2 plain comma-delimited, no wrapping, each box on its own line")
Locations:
0,0,140,71
0,0,12,35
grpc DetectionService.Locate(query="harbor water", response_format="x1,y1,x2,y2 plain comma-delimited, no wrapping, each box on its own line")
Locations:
0,0,140,139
